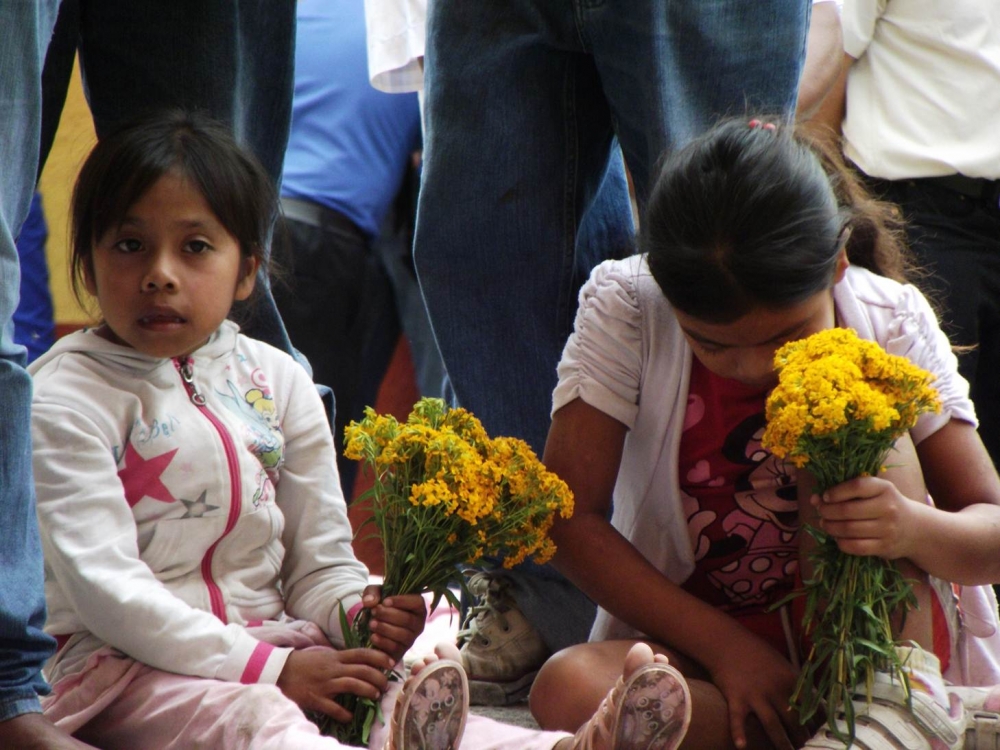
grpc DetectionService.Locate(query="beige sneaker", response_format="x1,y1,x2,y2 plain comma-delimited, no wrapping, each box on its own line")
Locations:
457,572,550,705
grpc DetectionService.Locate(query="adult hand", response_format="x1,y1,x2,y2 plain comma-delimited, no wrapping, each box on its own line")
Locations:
704,631,808,750
362,584,427,662
276,646,394,720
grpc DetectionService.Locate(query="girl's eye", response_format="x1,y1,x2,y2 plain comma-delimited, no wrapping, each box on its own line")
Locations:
186,240,211,254
114,238,143,253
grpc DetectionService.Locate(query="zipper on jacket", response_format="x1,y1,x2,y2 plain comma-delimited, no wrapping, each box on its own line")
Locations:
174,356,242,623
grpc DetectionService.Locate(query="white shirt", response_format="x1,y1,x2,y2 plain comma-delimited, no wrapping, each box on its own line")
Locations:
364,0,427,92
841,0,1000,180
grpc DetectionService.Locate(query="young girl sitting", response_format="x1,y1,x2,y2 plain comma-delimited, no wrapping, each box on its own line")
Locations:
529,118,1000,750
29,109,691,750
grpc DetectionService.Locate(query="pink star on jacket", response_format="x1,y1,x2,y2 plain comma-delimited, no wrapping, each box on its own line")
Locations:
118,443,179,507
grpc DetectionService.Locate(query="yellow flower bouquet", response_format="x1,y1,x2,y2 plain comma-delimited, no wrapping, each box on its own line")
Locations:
318,397,574,743
761,327,940,742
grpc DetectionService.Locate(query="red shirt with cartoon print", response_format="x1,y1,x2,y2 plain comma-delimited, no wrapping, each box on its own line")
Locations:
678,357,799,654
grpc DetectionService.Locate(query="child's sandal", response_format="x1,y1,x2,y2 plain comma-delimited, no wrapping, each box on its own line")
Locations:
571,661,692,750
384,659,468,750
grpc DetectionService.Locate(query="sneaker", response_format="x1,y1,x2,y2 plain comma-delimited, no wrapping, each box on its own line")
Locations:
457,571,550,705
947,684,1000,750
803,646,1000,750
385,659,468,750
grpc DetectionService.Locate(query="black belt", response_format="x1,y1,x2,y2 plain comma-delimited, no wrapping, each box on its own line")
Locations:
280,197,367,244
913,174,1000,209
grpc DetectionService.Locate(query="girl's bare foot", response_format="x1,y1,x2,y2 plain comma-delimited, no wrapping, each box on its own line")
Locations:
409,641,463,676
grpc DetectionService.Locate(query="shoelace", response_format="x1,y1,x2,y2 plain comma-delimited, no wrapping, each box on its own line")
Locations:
457,572,512,645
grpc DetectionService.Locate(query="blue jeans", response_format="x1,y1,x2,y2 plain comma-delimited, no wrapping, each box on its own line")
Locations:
415,0,809,650
0,0,61,723
0,0,296,722
40,0,298,359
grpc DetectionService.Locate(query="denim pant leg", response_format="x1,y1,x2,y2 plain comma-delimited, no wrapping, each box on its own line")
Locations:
417,1,636,651
587,0,810,206
63,1,299,358
0,0,62,721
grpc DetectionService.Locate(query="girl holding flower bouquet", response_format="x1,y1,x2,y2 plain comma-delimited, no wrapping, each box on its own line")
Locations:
532,117,1000,750
28,109,692,750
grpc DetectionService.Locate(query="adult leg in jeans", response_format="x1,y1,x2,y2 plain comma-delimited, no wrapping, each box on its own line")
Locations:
0,2,93,747
38,0,300,360
415,0,808,703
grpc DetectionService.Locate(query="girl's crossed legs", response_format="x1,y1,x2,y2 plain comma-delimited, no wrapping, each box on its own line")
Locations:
48,640,691,749
413,641,691,750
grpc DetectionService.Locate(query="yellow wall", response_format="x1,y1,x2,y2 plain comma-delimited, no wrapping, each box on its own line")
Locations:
37,60,96,328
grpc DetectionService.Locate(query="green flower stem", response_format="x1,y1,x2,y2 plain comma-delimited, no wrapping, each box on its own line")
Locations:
788,451,916,744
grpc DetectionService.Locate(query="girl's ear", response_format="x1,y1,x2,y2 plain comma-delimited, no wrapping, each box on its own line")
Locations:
832,246,850,284
234,255,259,301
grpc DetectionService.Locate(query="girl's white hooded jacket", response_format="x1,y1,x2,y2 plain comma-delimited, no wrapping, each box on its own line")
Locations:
29,321,369,687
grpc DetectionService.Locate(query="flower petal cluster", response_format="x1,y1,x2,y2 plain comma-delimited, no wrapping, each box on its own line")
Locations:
343,397,574,599
762,327,940,482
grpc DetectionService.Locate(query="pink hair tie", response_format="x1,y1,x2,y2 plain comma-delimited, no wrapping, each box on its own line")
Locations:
749,119,776,132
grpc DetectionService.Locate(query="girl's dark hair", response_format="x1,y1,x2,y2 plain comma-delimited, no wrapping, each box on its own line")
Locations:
643,117,912,323
70,108,276,309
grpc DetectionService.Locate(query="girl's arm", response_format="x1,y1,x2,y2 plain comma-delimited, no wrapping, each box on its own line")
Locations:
815,420,1000,585
273,359,372,643
545,398,806,750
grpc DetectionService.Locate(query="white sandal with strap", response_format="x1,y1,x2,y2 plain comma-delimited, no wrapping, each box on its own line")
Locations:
948,686,1000,750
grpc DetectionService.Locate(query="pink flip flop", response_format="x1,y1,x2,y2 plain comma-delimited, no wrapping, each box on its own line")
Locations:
572,660,692,750
385,659,468,750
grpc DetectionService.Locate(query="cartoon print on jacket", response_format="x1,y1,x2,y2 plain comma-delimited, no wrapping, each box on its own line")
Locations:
216,379,284,473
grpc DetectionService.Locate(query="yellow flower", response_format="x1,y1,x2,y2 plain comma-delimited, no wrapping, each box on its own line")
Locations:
344,397,574,606
762,327,939,483
760,328,940,745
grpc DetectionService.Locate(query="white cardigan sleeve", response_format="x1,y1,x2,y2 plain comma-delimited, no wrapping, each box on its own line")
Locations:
273,359,369,647
836,267,976,444
32,402,289,684
882,283,976,444
553,259,646,428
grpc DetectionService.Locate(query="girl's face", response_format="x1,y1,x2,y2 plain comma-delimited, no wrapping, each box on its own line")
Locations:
85,170,258,359
675,289,837,389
